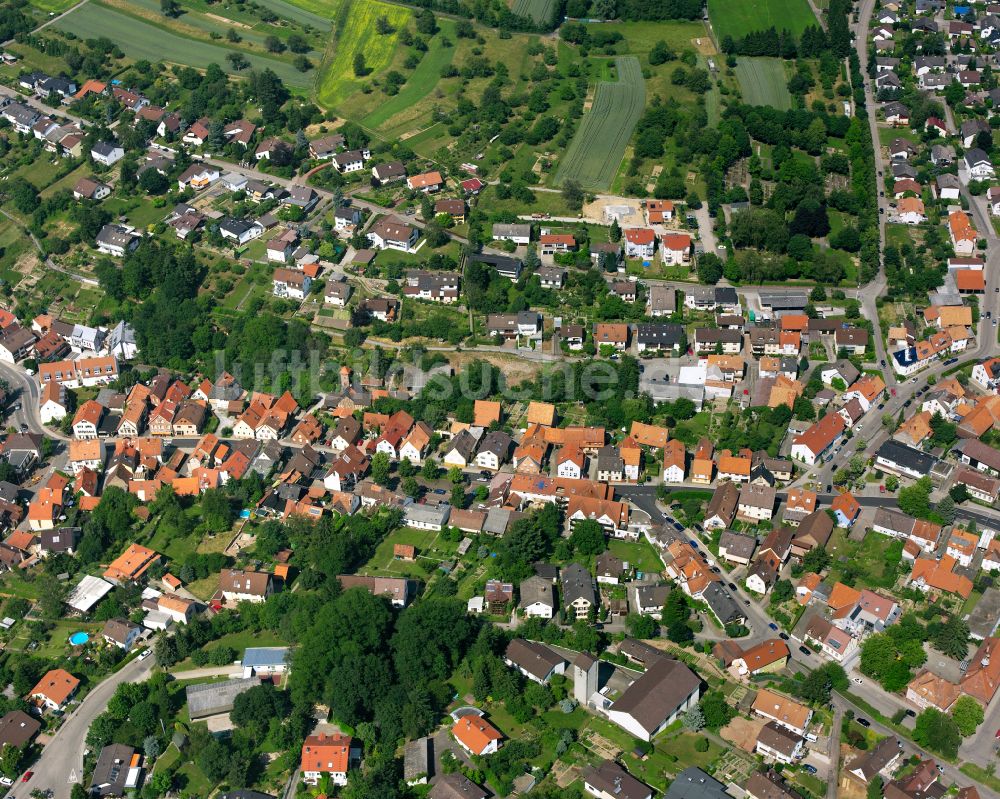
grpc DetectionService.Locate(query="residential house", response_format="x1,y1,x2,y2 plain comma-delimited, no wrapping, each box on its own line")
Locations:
606,656,701,741
301,733,358,787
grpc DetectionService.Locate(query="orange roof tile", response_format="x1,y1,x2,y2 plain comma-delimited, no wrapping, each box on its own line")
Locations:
452,715,502,754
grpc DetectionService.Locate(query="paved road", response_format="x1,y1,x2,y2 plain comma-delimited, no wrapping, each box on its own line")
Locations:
0,361,70,441
833,692,1000,799
960,683,1000,773
19,655,156,799
0,0,89,47
0,86,89,129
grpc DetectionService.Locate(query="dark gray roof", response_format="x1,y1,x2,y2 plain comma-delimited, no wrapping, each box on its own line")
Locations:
477,430,512,458
90,743,136,797
581,760,653,799
429,773,489,799
596,444,624,474
186,677,257,718
0,710,40,749
403,737,431,782
849,736,900,781
610,657,701,736
518,577,553,611
664,768,730,799
469,252,523,277
504,638,566,681
702,581,744,625
719,530,756,559
635,323,685,346
446,429,479,461
561,562,595,608
876,439,935,476
756,721,802,758
746,769,803,799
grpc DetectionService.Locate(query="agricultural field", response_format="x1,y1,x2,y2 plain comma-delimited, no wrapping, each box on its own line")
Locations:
352,26,540,153
734,57,792,110
359,20,458,131
315,0,412,109
554,56,646,190
28,0,80,14
707,0,818,42
115,0,328,55
511,0,554,25
54,3,313,89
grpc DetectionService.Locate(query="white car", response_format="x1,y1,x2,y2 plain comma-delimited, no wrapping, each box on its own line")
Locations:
138,648,152,661
853,676,863,684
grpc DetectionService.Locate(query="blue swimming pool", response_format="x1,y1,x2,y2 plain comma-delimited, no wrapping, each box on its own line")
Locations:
69,632,89,645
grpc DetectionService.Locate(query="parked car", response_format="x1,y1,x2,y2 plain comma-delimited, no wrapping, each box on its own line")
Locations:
857,718,871,728
779,632,790,640
673,522,684,532
803,765,817,775
768,622,779,631
798,645,811,656
728,583,737,591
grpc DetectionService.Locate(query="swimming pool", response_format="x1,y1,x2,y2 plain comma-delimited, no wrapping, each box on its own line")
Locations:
69,632,89,646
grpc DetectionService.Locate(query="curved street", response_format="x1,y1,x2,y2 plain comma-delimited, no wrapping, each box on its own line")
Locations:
19,655,156,799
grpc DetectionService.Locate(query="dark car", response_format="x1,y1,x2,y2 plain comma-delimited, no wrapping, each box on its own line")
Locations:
857,718,871,728
728,583,737,591
768,622,778,631
826,484,832,493
798,645,811,656
779,632,790,640
803,765,817,775
744,600,751,606
880,359,886,367
432,488,447,495
905,709,916,718
673,522,684,532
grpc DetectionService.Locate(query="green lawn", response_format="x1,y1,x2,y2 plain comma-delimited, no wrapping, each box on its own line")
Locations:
55,3,314,89
707,0,818,41
361,526,457,578
734,57,791,110
885,223,915,248
607,539,664,575
315,0,412,109
28,0,81,13
0,571,44,601
656,731,724,770
362,21,458,131
10,619,104,660
827,529,901,589
878,126,916,148
604,19,709,55
554,56,646,191
672,410,713,446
